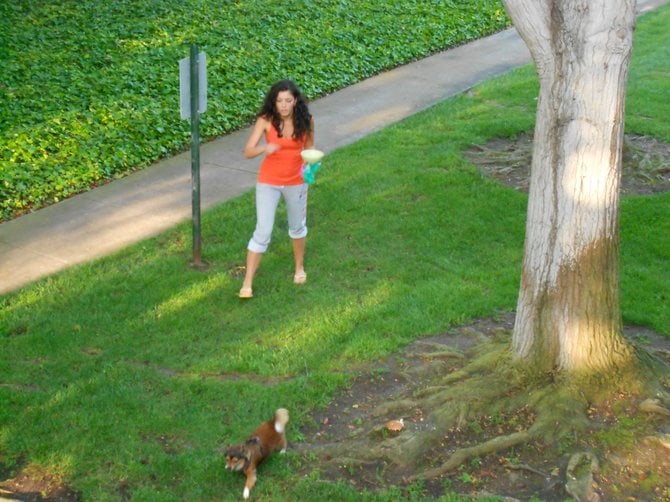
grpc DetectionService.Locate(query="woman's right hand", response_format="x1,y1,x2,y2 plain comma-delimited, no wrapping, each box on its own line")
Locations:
244,117,276,159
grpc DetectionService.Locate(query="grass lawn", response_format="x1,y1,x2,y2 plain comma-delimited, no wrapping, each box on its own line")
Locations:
1,5,669,501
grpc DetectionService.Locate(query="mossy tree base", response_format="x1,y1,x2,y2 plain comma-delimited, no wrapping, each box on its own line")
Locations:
298,315,670,500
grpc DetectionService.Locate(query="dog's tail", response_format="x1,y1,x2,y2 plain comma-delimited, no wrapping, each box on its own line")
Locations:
274,408,289,433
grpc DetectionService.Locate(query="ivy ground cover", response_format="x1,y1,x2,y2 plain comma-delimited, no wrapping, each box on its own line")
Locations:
0,0,508,221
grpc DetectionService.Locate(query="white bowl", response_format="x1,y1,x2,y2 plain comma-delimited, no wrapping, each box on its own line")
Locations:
301,149,324,164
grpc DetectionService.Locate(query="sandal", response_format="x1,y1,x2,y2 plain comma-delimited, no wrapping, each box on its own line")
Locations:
239,287,253,299
293,270,307,285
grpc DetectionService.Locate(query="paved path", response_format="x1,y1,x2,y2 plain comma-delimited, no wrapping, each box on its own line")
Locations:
0,0,666,295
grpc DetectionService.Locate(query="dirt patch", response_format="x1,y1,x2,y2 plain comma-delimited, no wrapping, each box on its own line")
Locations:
297,313,670,500
0,462,80,501
465,133,670,194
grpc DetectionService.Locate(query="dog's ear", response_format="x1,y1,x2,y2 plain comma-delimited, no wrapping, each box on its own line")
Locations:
227,445,252,463
245,437,260,446
225,446,245,459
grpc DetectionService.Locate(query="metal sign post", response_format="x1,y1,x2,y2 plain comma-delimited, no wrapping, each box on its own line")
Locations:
179,45,207,268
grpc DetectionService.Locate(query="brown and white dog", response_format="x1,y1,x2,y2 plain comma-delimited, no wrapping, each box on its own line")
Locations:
224,408,289,499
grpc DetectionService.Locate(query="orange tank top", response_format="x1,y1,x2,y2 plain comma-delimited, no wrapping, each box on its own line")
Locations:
257,125,307,186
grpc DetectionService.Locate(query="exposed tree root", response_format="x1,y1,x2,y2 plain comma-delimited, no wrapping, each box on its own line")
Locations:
409,348,465,360
503,460,550,478
412,428,539,481
400,360,452,381
639,397,670,416
310,340,574,475
409,340,468,357
644,434,670,450
370,399,419,418
565,451,600,502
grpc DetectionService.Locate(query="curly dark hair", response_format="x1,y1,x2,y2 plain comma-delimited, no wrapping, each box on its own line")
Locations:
258,79,312,140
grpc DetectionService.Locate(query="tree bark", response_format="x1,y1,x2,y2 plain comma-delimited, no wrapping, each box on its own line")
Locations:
502,0,636,372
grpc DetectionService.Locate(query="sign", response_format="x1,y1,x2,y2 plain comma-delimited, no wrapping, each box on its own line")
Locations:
179,52,207,119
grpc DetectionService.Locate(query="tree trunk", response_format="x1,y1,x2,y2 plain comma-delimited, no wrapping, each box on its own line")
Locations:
502,0,636,372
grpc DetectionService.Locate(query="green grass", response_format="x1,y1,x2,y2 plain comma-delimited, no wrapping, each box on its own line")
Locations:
0,0,509,221
1,4,669,501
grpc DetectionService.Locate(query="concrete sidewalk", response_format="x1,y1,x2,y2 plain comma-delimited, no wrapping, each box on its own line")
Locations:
0,0,665,295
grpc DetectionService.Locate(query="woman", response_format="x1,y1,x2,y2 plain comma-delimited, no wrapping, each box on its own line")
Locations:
239,80,315,298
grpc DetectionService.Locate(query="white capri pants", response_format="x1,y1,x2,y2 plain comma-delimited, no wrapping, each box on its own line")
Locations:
247,183,308,253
